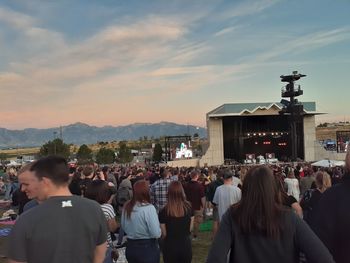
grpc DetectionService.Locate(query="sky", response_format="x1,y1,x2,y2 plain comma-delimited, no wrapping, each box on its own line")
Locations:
0,0,349,130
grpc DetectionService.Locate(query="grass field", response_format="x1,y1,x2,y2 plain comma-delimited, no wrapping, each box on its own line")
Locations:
0,147,39,158
190,231,212,263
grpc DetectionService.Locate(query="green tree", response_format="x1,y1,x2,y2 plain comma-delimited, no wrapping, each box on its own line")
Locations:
153,143,163,162
118,141,134,163
39,138,70,159
0,153,8,164
76,144,93,164
96,148,115,164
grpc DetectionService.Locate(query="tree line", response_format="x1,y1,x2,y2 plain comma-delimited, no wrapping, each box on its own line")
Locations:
37,138,164,164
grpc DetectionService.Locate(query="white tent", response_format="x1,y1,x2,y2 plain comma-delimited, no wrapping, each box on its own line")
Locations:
5,160,21,167
311,159,345,168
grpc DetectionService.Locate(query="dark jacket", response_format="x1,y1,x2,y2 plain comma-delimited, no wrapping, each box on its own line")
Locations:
310,175,350,263
207,208,334,263
205,179,224,203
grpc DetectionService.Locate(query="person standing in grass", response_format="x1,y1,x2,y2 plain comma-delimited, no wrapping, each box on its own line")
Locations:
159,181,194,263
207,166,334,263
212,169,241,222
184,170,205,240
121,180,161,263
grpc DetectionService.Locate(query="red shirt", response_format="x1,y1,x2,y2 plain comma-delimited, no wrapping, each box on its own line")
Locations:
184,181,205,211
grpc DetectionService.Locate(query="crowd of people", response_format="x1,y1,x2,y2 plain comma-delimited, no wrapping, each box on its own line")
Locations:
1,152,349,263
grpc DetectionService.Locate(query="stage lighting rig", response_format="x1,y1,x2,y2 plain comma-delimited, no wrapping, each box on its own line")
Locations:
279,71,306,161
280,71,306,98
280,71,306,82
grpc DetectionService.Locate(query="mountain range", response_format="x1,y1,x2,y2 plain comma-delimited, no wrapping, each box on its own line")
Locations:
0,122,207,148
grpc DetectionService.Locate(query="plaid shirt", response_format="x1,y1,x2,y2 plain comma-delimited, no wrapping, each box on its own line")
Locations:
150,178,174,213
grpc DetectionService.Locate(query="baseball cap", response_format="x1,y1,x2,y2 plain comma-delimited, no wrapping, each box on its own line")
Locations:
222,170,233,180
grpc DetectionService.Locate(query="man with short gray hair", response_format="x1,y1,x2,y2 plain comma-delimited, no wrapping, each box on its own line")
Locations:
213,169,241,222
7,156,108,263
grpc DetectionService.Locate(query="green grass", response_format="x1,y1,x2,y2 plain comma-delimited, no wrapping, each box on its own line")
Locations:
191,231,212,263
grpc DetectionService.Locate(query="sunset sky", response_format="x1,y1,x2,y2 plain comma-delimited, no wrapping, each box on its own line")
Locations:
0,0,349,129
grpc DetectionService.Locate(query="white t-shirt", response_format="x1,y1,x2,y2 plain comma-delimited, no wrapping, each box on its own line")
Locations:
213,184,241,221
232,177,242,187
284,178,300,201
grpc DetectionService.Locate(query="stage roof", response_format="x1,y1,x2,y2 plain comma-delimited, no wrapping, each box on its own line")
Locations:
207,102,322,117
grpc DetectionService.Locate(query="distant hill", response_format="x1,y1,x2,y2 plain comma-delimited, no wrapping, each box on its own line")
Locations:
0,122,207,148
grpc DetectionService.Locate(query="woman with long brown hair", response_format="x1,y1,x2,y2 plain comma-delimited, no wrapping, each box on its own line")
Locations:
207,166,334,263
159,181,194,263
121,180,161,263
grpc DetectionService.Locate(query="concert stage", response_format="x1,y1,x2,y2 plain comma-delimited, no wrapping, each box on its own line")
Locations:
200,102,320,166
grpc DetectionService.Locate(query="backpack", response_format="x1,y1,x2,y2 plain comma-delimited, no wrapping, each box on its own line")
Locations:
300,189,314,222
117,182,132,206
301,189,313,206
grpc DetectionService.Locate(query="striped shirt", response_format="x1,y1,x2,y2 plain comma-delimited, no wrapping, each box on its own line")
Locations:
101,203,116,247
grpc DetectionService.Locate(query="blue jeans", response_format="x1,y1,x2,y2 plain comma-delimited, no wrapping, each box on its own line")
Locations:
126,239,160,263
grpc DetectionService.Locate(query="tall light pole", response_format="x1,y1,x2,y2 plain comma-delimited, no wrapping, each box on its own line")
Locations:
53,131,57,155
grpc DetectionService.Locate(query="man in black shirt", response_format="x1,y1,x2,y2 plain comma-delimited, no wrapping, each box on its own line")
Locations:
184,171,205,239
79,165,95,196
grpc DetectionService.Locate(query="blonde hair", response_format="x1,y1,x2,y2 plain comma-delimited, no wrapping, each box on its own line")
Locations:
315,171,332,193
